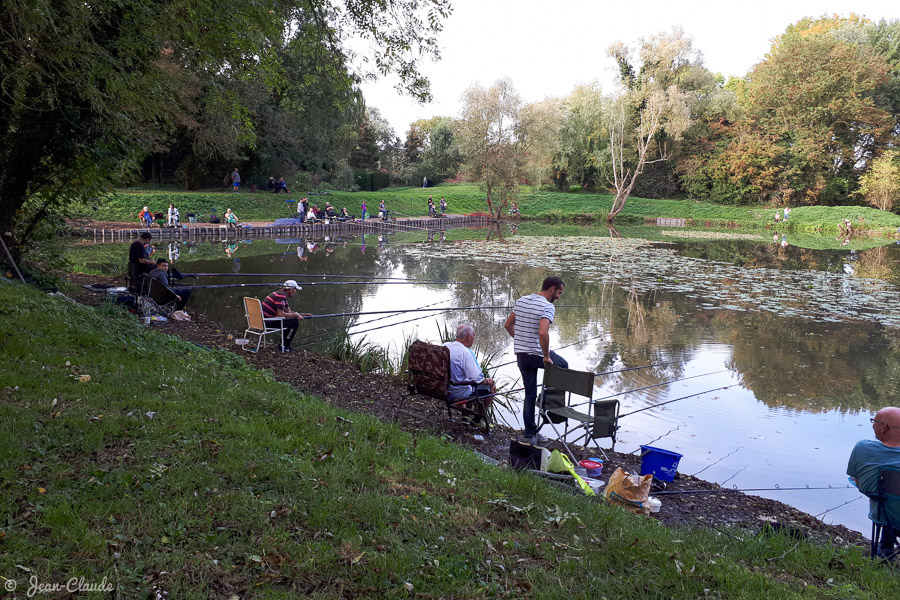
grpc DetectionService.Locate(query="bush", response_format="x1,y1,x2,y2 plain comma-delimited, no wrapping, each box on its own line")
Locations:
333,164,359,192
292,171,312,192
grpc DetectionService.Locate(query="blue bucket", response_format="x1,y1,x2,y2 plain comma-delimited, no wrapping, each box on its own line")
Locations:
639,445,683,482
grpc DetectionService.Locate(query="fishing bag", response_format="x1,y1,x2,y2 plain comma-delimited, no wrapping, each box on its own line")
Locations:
509,439,545,470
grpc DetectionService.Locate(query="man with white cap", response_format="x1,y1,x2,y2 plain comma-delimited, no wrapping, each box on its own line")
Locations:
261,280,310,352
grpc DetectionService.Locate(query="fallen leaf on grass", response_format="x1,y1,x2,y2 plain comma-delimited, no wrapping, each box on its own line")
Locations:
38,487,46,494
77,375,91,382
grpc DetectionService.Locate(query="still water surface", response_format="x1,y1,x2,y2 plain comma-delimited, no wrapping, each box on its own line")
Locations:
74,228,900,535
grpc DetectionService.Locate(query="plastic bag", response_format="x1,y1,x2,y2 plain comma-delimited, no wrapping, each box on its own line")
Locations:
603,467,653,514
546,450,595,496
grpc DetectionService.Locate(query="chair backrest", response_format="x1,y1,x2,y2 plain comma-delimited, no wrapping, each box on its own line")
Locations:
543,364,595,398
144,275,178,306
244,297,265,331
873,468,900,526
408,341,450,401
591,400,620,440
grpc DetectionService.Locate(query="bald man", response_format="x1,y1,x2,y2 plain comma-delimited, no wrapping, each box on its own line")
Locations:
847,406,900,557
444,324,495,401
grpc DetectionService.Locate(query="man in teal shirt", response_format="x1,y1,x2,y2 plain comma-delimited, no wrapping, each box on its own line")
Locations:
847,406,900,557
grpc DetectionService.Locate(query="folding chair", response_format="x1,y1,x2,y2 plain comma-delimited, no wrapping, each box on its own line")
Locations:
537,364,619,461
867,468,900,559
406,340,495,434
283,198,297,215
138,275,178,317
242,297,284,352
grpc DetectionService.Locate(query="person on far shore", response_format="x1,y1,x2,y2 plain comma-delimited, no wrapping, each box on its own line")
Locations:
261,280,310,353
361,201,367,220
225,208,239,227
167,203,180,227
275,178,288,193
504,276,568,444
440,196,447,215
231,168,241,192
847,407,900,559
140,206,155,228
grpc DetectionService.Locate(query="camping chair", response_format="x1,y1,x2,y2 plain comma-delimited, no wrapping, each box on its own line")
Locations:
134,274,179,318
242,297,285,352
537,364,619,461
867,468,900,559
406,340,495,434
283,198,297,216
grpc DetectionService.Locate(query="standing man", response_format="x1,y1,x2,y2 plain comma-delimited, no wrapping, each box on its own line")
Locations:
504,276,568,443
261,280,310,353
231,168,241,193
444,324,496,401
847,407,900,558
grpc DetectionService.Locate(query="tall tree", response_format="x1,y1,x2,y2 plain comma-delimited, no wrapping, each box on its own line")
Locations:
457,78,530,219
0,0,451,259
604,30,694,223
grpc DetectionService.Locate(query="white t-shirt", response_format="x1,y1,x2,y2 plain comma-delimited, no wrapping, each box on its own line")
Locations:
444,340,484,400
512,294,555,356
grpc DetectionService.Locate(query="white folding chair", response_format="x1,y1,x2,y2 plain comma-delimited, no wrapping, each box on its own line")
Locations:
242,297,284,352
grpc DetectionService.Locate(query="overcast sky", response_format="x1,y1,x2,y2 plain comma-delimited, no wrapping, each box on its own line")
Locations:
358,0,897,136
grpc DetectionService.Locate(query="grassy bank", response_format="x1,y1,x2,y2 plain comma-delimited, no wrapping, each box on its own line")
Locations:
2,279,899,598
88,184,900,236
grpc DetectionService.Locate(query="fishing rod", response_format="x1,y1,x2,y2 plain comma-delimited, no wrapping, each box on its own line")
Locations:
181,281,458,290
595,361,682,377
654,485,854,496
184,272,482,285
595,370,730,404
306,305,513,319
297,301,451,347
617,383,736,419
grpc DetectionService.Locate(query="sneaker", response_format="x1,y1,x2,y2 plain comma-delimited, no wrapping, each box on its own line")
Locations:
277,346,296,353
519,433,548,445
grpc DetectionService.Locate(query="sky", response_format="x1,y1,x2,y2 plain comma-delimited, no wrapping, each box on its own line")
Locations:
358,0,897,136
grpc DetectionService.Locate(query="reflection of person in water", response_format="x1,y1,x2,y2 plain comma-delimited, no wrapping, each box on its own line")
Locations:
427,229,436,243
232,257,241,273
167,242,180,262
296,243,307,262
780,233,788,248
225,243,238,257
360,234,366,254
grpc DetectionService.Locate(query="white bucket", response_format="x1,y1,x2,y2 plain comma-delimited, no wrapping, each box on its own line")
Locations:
648,496,662,513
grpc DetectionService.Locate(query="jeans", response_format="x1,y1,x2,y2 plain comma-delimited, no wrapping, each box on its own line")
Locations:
517,351,568,437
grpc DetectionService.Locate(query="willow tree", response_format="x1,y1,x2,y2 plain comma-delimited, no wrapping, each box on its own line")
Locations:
0,0,450,261
604,29,697,223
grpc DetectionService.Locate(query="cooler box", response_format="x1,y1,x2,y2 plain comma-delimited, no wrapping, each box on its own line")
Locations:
639,445,683,482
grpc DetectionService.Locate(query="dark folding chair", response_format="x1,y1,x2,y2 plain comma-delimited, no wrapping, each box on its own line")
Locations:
868,468,900,559
537,364,619,461
139,274,179,318
406,340,495,434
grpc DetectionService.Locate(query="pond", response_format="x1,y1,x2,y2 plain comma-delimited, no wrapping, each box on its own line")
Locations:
70,225,900,535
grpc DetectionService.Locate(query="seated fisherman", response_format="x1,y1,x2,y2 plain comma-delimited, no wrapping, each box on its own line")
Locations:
324,202,336,218
443,323,496,403
224,208,240,227
148,258,191,310
128,232,156,290
338,207,351,221
848,406,900,558
274,178,288,193
261,280,311,353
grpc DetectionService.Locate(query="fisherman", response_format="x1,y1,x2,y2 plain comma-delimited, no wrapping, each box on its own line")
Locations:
261,280,310,353
444,324,496,401
148,258,191,310
504,276,568,443
847,407,900,558
128,232,156,290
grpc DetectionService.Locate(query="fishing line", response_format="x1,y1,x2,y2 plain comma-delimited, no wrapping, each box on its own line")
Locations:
598,371,731,405
814,496,863,519
298,300,450,347
617,384,738,419
692,446,745,477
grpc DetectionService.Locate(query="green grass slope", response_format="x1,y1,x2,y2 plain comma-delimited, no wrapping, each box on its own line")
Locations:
1,280,898,598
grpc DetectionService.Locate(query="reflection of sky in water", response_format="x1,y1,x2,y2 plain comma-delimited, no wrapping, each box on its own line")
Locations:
76,236,900,535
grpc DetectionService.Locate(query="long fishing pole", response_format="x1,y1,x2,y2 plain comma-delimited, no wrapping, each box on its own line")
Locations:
297,300,450,347
617,384,736,419
182,281,457,290
185,272,482,285
654,485,854,495
306,305,513,319
595,370,730,404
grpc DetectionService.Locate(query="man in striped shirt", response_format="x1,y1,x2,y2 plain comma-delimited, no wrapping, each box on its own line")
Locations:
262,280,310,352
504,276,568,443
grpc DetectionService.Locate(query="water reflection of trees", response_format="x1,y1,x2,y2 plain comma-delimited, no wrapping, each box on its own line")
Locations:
716,310,900,414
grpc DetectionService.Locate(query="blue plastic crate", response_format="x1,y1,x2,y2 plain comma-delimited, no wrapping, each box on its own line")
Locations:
639,445,683,482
